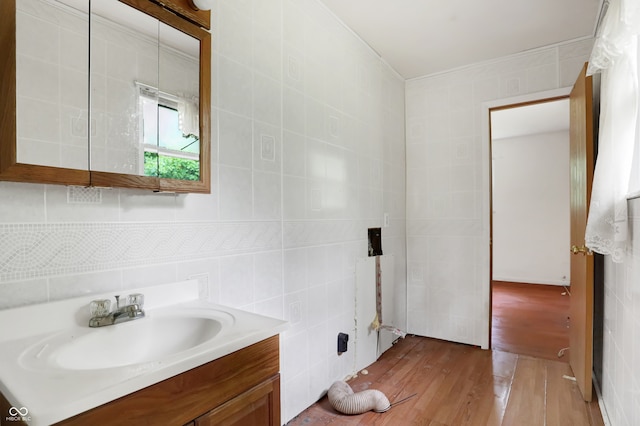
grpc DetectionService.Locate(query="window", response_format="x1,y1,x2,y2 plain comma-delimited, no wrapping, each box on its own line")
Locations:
137,82,200,181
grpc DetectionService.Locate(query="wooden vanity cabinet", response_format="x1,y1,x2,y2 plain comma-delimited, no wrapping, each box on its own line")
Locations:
56,335,280,426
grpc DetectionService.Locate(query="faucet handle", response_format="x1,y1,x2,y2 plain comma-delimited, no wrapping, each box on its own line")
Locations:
127,293,144,308
89,299,111,317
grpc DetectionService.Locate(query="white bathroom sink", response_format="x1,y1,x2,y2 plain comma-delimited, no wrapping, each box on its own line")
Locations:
0,280,288,426
21,315,223,370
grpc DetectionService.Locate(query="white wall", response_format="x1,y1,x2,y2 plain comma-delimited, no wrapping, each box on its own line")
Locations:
405,39,593,347
0,0,407,422
492,130,570,286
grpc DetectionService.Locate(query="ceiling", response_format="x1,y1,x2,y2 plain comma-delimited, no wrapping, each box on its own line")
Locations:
491,99,569,140
319,0,604,79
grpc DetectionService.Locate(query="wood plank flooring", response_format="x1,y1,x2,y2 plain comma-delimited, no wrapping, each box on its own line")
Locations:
491,281,570,362
287,336,604,426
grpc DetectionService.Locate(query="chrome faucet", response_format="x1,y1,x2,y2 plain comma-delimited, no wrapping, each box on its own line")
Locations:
89,293,145,327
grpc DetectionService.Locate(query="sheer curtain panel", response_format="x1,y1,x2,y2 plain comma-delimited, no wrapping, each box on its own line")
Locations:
585,0,640,262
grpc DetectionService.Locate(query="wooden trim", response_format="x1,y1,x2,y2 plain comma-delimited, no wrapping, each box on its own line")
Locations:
271,373,281,425
0,2,90,187
488,104,495,350
158,27,211,194
0,1,17,174
159,176,209,193
198,30,211,193
159,0,211,30
90,171,159,191
56,336,280,426
0,164,90,186
489,95,569,113
120,0,209,32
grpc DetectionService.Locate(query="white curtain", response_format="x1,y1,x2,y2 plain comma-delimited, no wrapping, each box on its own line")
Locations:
177,96,200,138
585,0,640,262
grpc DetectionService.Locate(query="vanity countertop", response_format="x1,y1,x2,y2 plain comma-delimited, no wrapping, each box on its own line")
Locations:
0,280,287,425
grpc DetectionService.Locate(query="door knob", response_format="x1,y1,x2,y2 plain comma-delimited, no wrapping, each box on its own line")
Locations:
570,245,592,255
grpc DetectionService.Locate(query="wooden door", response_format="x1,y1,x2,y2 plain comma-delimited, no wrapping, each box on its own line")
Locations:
568,62,595,402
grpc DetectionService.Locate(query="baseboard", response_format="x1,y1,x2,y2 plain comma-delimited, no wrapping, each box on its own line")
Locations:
492,276,569,286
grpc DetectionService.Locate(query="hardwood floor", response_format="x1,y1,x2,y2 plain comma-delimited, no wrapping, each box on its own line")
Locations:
491,281,570,362
287,336,604,426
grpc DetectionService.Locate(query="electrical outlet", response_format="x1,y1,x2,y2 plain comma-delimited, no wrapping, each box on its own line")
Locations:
337,332,348,354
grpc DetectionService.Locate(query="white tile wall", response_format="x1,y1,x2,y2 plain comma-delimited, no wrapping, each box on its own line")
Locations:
599,197,640,425
16,0,89,170
1,0,406,423
405,39,593,347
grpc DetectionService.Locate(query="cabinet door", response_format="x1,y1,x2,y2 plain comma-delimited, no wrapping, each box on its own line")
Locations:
195,375,280,426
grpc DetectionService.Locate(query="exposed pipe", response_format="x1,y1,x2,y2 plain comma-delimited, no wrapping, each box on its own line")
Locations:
327,381,390,415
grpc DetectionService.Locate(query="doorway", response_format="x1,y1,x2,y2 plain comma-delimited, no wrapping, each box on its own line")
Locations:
489,97,572,361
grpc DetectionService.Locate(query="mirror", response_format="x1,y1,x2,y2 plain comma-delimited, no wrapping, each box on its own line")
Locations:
16,0,89,170
0,0,210,193
0,0,91,185
154,23,201,182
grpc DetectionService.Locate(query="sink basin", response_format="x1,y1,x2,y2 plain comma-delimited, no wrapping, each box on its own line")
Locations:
21,315,223,370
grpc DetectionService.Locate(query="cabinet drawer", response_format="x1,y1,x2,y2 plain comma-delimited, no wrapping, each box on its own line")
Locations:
195,374,280,426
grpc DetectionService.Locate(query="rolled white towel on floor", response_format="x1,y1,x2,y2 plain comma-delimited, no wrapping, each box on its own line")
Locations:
327,380,390,415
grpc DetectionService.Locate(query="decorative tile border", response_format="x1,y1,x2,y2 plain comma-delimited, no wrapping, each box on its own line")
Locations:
0,219,399,281
0,221,282,282
283,220,377,248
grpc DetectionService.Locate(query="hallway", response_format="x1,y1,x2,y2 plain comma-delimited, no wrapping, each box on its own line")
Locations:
491,281,571,362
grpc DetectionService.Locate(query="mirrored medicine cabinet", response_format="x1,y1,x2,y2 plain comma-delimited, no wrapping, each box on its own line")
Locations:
0,0,211,193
